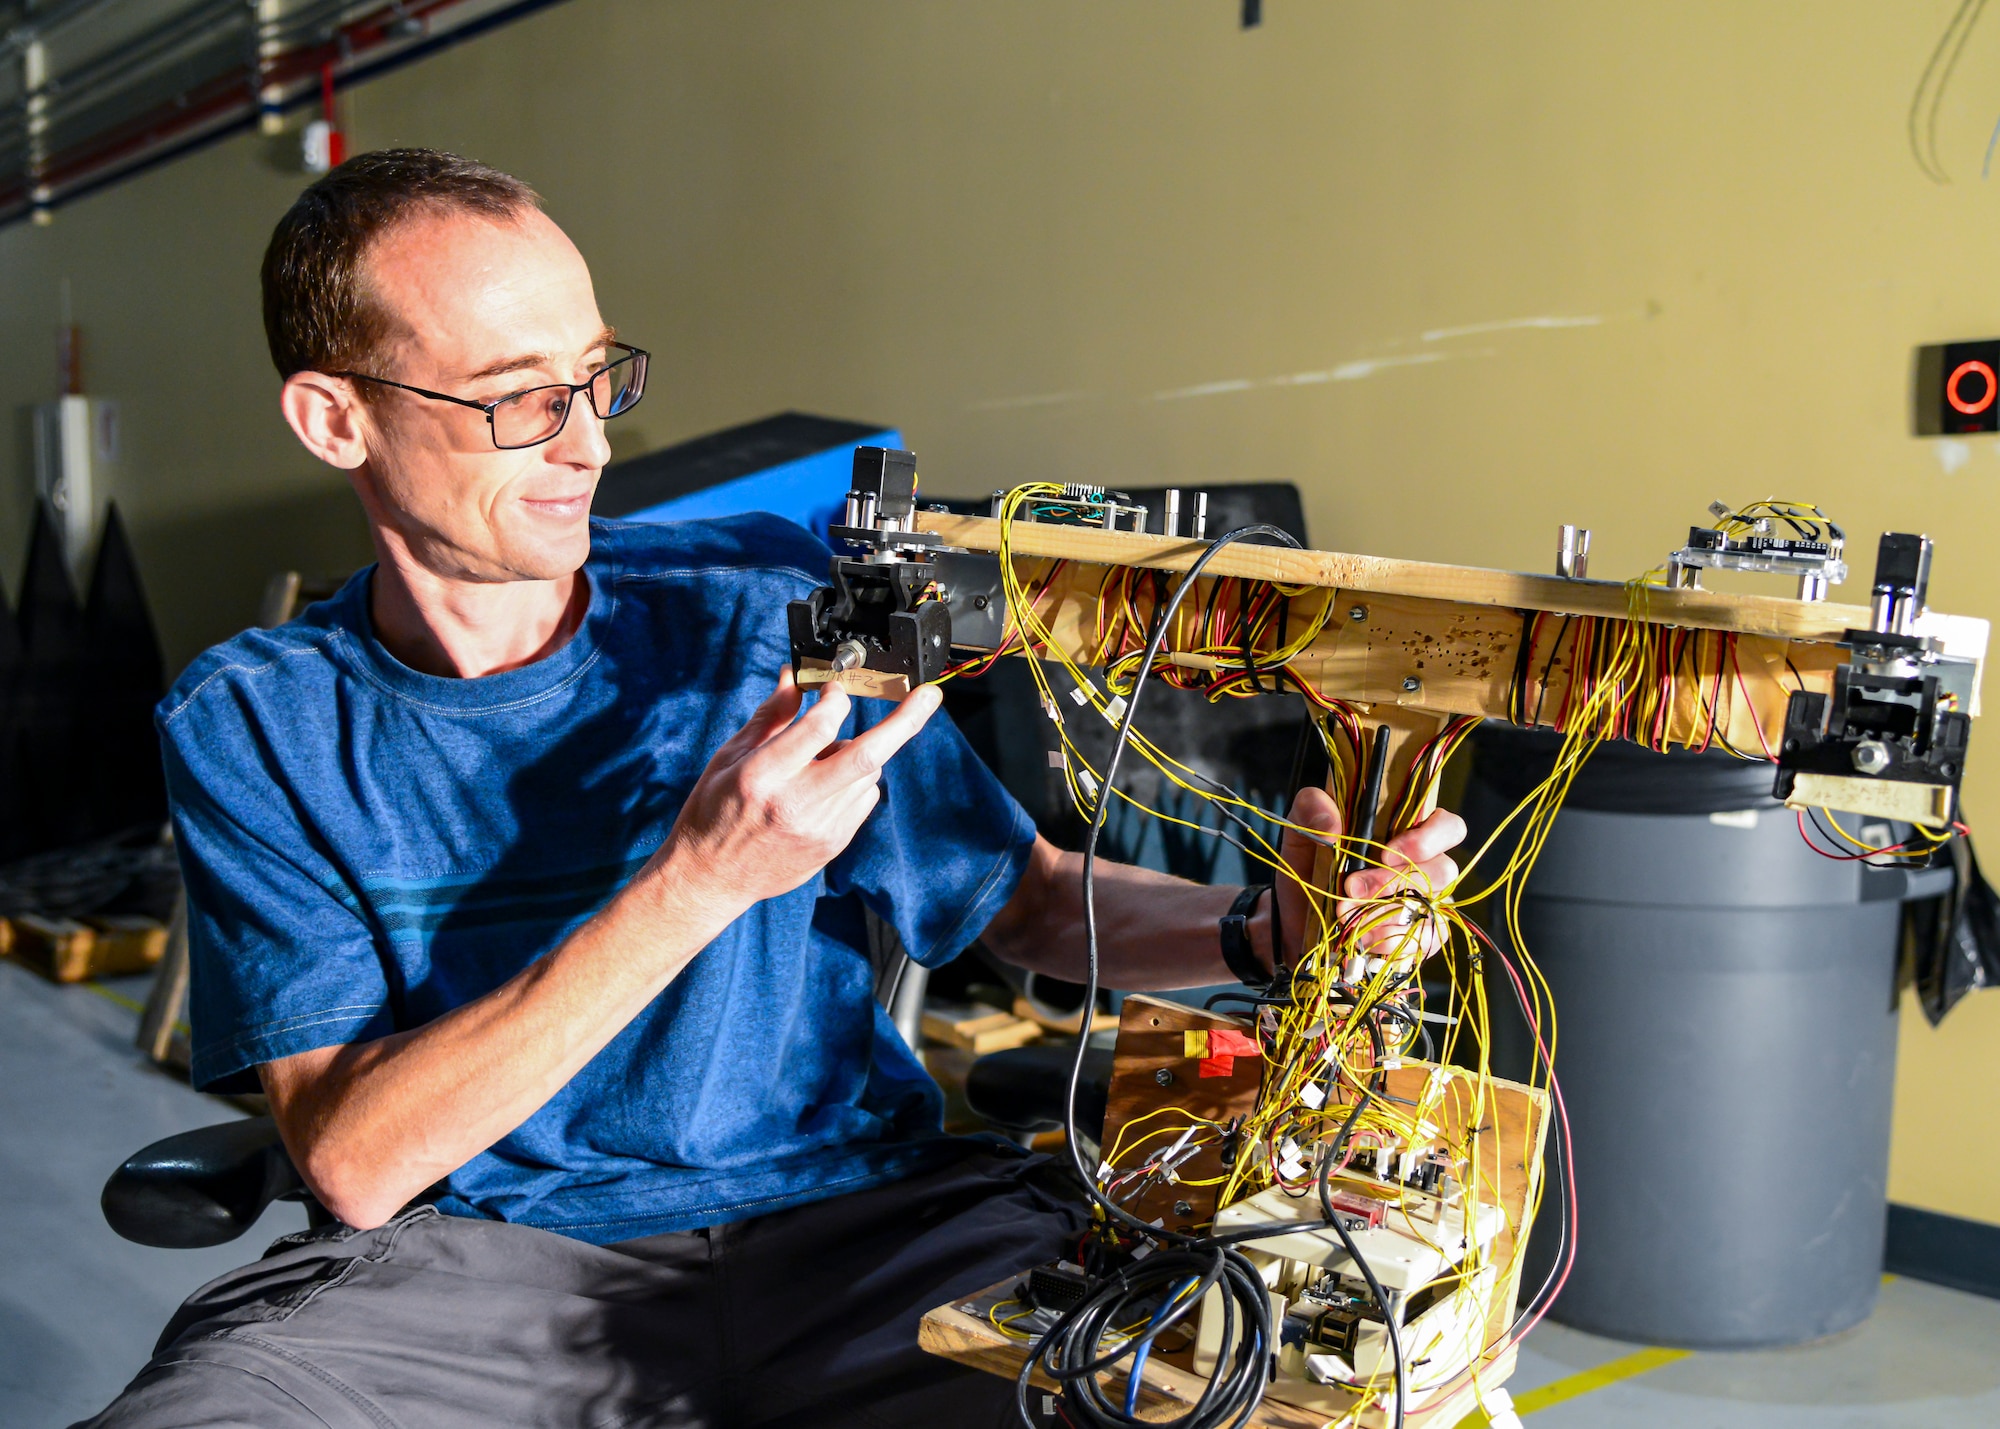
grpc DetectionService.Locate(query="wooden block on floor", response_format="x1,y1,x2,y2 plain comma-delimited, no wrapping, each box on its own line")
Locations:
86,916,170,977
7,916,99,983
923,1001,1043,1054
6,914,167,983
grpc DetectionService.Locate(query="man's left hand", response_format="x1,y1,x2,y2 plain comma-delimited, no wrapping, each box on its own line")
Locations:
1273,787,1465,969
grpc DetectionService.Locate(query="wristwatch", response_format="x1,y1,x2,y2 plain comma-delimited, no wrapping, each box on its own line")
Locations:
1219,884,1275,986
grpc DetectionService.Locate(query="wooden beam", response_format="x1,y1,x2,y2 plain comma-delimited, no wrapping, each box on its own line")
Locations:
954,557,1848,761
918,513,1989,666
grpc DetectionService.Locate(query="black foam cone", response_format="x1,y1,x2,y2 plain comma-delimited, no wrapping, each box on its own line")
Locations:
15,501,91,856
82,504,168,838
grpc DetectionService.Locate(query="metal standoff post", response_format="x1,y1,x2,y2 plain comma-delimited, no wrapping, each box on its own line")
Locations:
1556,524,1592,579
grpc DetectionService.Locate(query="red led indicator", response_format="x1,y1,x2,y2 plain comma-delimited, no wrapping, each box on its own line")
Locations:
1947,359,1997,415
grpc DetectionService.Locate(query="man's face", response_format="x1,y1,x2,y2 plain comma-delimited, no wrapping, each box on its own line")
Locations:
350,207,613,583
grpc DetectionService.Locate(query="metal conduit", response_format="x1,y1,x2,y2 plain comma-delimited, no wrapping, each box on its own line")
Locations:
1,0,565,225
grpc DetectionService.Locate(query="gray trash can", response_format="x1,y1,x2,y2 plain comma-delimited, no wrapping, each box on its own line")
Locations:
1464,725,1951,1348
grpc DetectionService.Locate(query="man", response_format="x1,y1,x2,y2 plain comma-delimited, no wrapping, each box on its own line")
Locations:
85,149,1460,1428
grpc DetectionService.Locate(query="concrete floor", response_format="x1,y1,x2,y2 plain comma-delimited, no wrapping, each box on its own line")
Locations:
0,959,306,1428
1493,1277,2000,1427
4,957,1998,1428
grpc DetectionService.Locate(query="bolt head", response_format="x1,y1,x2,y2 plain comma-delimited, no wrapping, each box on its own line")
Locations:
1851,739,1893,776
1173,1200,1194,1217
1154,1067,1175,1087
971,593,990,610
1349,605,1368,622
1402,675,1422,692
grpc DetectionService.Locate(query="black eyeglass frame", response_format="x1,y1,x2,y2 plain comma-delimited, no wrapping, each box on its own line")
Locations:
332,342,649,451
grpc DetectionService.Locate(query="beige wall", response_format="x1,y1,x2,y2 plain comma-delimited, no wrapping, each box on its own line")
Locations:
4,0,1999,1222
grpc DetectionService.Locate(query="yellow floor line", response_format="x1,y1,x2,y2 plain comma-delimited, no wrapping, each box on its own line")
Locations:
80,980,147,1015
1509,1345,1692,1415
77,979,191,1037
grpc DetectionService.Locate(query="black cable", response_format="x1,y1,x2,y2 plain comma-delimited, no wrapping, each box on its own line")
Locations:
1034,520,1482,1427
1239,588,1265,695
1342,725,1392,880
1315,1089,1406,1429
1030,524,1298,1429
1019,1245,1271,1429
1530,616,1573,731
1065,522,1302,1241
1509,610,1537,725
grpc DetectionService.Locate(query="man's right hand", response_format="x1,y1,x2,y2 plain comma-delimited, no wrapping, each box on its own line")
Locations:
653,668,942,921
261,666,940,1231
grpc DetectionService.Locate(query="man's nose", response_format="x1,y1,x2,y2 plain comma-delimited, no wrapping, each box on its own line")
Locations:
553,395,613,469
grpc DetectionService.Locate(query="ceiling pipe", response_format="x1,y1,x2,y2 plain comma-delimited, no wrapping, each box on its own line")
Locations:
3,0,554,225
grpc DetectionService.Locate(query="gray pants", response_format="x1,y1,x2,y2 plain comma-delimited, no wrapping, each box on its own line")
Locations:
79,1148,1083,1429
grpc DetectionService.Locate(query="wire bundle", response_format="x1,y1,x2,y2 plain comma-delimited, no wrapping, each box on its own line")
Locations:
970,485,1941,1425
970,483,1585,1427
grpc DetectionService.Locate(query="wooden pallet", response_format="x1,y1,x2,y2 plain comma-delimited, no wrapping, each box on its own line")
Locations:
922,1000,1045,1054
6,913,168,983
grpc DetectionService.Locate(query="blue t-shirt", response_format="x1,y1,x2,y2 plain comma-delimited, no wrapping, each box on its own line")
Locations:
158,515,1038,1243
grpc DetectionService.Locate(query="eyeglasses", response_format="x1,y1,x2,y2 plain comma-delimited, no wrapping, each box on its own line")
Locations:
333,343,649,450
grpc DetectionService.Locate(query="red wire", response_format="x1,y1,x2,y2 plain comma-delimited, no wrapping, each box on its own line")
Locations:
1793,809,1923,862
1729,640,1778,761
1464,920,1578,1357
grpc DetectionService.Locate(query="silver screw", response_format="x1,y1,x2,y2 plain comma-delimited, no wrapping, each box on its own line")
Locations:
1350,605,1368,622
1402,676,1422,692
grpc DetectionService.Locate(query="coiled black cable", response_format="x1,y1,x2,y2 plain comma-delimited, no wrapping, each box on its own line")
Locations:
1016,1244,1272,1429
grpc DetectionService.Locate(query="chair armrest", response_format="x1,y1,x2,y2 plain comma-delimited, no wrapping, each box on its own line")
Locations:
101,1114,308,1248
964,1043,1113,1137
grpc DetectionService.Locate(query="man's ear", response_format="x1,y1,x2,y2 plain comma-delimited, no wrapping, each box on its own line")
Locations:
280,372,371,470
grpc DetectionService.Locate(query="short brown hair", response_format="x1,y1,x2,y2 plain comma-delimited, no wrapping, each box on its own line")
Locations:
260,148,542,379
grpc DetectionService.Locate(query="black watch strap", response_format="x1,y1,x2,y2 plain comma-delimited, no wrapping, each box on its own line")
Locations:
1220,884,1273,986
